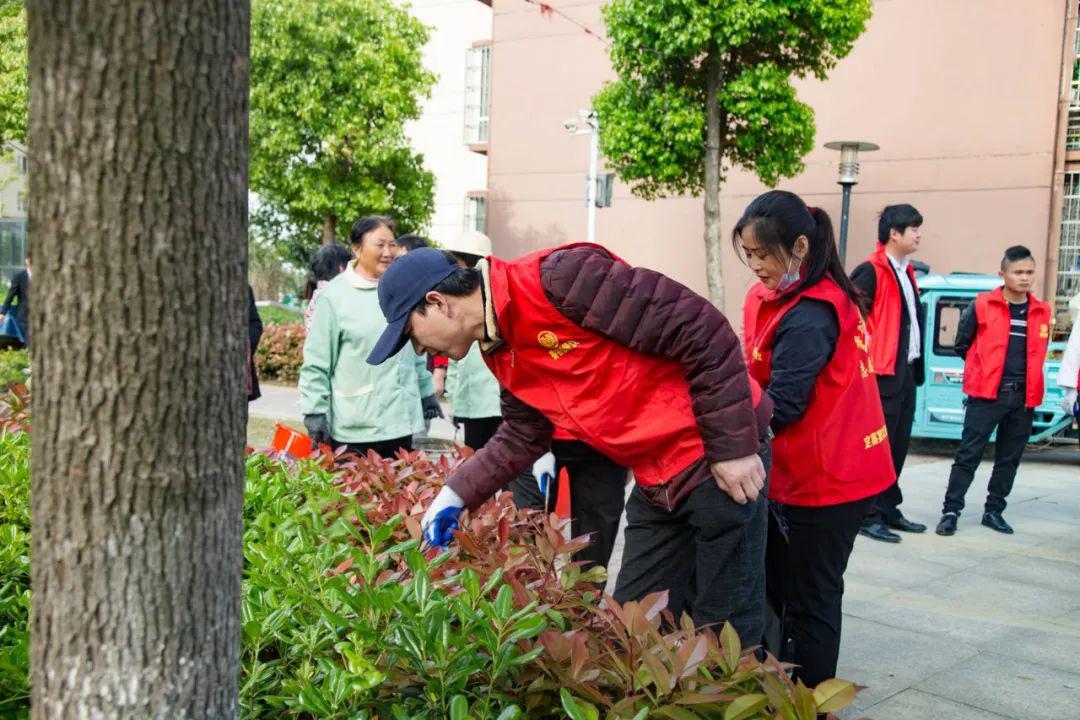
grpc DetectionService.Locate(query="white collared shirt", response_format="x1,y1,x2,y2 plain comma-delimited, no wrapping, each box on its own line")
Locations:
887,253,921,362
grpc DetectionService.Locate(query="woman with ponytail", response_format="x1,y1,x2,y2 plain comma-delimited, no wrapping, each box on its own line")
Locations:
734,190,895,688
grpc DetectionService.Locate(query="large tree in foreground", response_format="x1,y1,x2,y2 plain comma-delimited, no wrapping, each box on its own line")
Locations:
594,0,872,309
28,1,249,716
250,0,435,250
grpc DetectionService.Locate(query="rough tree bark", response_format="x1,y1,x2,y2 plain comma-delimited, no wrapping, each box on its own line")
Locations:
27,2,249,717
703,52,726,312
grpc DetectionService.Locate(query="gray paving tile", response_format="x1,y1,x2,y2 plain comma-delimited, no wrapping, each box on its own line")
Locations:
840,688,1015,720
915,652,1080,720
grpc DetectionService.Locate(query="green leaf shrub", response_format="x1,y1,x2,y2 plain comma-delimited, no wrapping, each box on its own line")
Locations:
254,323,306,383
0,406,858,718
0,349,27,390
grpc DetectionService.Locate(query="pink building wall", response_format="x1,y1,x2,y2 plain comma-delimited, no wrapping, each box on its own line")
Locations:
484,0,1068,313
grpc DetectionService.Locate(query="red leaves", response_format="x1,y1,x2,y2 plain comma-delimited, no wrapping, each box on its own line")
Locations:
253,323,306,382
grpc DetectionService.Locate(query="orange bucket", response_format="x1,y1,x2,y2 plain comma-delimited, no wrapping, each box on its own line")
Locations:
271,422,316,458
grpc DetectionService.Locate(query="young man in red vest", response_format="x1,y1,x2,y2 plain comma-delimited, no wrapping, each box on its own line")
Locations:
850,204,928,543
936,245,1051,536
367,245,773,642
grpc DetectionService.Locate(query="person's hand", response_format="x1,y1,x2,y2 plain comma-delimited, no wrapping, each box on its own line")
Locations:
1063,388,1078,415
0,314,6,325
710,453,766,505
421,394,444,420
303,413,332,446
422,485,465,549
532,452,556,498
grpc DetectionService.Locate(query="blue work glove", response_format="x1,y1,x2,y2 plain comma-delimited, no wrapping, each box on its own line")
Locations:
421,394,445,420
532,452,556,499
422,485,465,548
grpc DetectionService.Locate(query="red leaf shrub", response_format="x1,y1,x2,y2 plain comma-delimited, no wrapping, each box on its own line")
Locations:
254,323,306,382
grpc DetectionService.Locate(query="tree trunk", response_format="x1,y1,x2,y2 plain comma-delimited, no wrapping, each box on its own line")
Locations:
27,2,249,718
703,52,726,311
323,214,336,245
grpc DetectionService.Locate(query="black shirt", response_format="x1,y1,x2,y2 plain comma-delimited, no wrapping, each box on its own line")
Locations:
1002,300,1028,382
768,297,840,432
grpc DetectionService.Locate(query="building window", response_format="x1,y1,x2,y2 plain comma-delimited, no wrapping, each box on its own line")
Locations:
15,192,26,214
15,153,26,175
464,195,486,232
1057,172,1080,337
464,45,491,145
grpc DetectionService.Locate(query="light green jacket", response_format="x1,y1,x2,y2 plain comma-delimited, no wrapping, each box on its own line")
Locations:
298,269,434,442
446,343,502,420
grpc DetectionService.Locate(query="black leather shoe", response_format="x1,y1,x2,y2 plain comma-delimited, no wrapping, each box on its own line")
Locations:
935,513,958,536
981,511,1014,534
859,522,901,543
886,515,927,533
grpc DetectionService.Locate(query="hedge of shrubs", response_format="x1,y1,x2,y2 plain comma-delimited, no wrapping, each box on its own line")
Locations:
254,323,306,383
0,391,856,718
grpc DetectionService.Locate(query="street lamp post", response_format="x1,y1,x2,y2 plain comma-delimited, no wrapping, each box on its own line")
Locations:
565,110,600,244
824,140,879,265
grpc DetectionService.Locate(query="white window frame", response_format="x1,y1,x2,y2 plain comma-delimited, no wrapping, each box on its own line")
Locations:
464,45,491,145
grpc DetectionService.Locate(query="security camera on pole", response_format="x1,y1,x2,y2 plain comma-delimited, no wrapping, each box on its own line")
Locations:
564,110,612,244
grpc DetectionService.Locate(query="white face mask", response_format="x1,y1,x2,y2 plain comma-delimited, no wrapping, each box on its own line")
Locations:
776,254,803,292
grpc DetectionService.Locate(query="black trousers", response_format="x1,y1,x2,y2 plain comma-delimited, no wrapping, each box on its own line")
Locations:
767,496,871,688
863,362,917,525
461,416,503,452
611,440,770,643
508,439,628,571
943,384,1033,516
335,435,413,461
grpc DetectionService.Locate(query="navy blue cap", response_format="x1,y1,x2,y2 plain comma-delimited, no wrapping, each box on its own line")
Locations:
366,247,458,365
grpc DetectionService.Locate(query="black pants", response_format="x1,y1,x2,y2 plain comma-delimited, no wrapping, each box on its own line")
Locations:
508,439,628,571
943,384,1033,516
461,416,503,452
863,362,916,525
612,440,770,643
335,435,413,461
767,496,871,688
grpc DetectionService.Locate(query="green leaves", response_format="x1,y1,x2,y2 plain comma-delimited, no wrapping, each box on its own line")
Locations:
0,1,27,143
250,0,435,252
596,0,871,197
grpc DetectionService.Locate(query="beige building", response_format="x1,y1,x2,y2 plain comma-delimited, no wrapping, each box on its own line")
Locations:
470,0,1080,337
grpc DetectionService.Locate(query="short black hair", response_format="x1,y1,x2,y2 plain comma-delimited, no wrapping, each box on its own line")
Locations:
396,234,429,252
411,252,482,315
1001,245,1034,270
349,215,396,247
310,244,353,282
878,204,923,244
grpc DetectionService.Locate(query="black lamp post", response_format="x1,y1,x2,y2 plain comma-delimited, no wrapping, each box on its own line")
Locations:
824,140,879,265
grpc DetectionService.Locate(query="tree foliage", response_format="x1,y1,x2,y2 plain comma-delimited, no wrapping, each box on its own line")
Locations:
594,0,871,200
250,0,436,249
0,1,27,143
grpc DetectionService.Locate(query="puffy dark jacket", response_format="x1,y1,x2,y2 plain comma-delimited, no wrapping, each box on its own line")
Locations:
447,245,770,511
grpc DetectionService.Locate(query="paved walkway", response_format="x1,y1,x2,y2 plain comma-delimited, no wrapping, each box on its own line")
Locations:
251,384,1080,718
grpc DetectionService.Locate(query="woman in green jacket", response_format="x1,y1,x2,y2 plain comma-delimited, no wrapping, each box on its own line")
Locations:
300,216,439,458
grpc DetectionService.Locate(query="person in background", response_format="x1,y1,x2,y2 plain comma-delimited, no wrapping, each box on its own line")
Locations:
395,234,430,255
936,246,1051,536
299,216,440,458
851,204,928,543
0,251,31,347
441,231,631,573
304,244,353,333
737,190,895,689
1058,321,1079,436
247,285,263,402
367,244,772,643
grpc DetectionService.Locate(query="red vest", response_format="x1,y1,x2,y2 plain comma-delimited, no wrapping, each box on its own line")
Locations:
484,245,729,486
743,278,896,507
962,288,1050,408
865,245,920,376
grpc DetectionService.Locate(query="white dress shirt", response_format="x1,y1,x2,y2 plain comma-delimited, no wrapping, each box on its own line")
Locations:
888,253,921,363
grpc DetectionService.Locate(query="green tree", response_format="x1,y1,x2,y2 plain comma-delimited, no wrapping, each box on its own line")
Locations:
251,0,436,250
593,0,872,309
0,0,27,143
